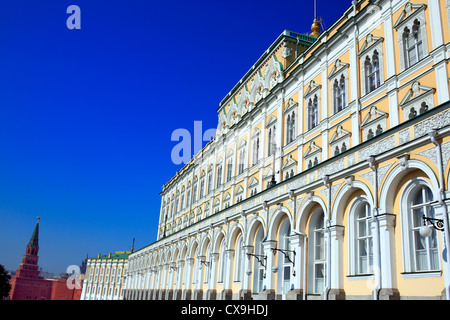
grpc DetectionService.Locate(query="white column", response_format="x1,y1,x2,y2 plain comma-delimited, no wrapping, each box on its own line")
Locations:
262,240,277,299
222,250,235,299
428,0,444,50
288,234,305,299
349,25,360,146
184,258,194,294
328,225,345,299
208,253,219,292
242,245,254,297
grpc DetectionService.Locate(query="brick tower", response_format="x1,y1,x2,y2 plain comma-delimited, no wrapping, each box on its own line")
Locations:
9,217,53,300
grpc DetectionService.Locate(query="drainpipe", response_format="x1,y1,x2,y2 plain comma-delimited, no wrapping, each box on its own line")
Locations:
429,129,450,300
368,156,381,300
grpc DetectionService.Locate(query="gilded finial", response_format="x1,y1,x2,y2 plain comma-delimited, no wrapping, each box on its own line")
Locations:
310,0,321,38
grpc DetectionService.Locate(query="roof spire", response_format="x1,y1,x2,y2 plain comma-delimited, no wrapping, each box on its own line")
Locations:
27,216,40,251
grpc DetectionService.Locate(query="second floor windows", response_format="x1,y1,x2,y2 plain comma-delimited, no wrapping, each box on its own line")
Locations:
252,136,260,166
394,3,428,72
333,76,346,113
238,148,245,175
216,165,222,188
226,157,233,182
403,20,424,68
286,112,295,145
364,51,381,94
308,95,319,130
267,126,276,156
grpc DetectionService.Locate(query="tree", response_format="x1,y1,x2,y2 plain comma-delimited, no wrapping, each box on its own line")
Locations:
0,265,11,300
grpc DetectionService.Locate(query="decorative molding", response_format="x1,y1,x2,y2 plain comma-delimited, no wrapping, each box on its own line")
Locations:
328,59,349,79
393,2,426,29
360,106,388,141
304,80,321,98
399,82,435,121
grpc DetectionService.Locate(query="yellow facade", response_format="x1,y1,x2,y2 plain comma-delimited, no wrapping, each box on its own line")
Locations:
124,0,450,300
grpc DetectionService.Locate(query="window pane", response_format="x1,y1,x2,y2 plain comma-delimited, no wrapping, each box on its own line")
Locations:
315,232,325,260
412,207,424,227
314,264,325,293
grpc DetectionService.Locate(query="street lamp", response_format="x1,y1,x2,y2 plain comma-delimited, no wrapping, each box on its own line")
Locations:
247,253,267,278
419,215,445,238
270,247,296,277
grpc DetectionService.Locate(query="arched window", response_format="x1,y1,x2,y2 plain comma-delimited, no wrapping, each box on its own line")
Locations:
286,112,295,144
352,199,373,275
308,208,326,294
234,234,244,282
252,226,265,294
286,115,291,144
375,124,383,135
290,112,295,143
308,95,319,130
334,75,346,113
408,107,417,119
218,240,226,283
216,165,222,188
268,128,273,156
365,51,381,93
406,184,439,272
419,102,428,114
403,19,423,68
277,219,293,294
204,243,212,284
238,149,245,175
253,137,260,166
334,146,340,156
226,157,233,182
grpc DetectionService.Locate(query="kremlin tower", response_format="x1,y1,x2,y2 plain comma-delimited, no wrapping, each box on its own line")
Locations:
8,217,53,300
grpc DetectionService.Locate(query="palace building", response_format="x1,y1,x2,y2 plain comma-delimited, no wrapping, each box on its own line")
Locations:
124,0,450,300
80,251,130,300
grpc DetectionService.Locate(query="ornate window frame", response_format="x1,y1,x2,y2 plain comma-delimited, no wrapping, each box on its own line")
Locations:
358,34,384,96
266,115,277,156
348,196,373,276
360,106,388,141
393,2,428,71
281,154,297,180
399,81,435,121
329,125,351,156
304,141,321,169
238,139,247,175
328,59,349,114
251,128,260,167
249,177,259,196
284,98,298,145
400,178,441,275
304,80,321,131
235,185,244,203
226,149,234,183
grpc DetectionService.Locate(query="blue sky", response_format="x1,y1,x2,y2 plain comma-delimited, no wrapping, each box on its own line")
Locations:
0,0,350,274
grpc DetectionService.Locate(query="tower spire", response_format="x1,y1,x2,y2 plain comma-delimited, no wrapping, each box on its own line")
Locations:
27,216,40,251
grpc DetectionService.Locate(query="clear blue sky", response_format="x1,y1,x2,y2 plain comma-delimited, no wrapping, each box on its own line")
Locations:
0,0,350,274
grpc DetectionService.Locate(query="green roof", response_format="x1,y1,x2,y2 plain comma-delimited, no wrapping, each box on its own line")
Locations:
90,251,131,261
